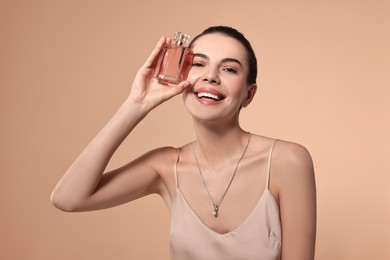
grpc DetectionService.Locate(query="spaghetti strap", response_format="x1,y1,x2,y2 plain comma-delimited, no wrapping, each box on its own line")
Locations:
265,139,279,190
173,148,181,188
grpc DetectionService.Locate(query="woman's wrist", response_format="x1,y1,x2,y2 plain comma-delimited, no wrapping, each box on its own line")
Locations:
109,97,152,133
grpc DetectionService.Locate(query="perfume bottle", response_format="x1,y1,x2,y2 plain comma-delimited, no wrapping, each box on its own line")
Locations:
154,32,193,84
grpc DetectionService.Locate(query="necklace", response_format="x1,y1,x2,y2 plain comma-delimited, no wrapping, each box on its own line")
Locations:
192,132,251,217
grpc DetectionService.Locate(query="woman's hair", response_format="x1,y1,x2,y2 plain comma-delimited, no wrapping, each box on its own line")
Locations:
189,26,258,85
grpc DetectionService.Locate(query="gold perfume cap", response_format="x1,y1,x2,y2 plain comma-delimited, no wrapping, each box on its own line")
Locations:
173,32,190,46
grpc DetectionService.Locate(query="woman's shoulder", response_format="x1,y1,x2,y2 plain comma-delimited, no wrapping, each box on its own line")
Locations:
250,134,314,179
250,134,312,159
274,139,313,165
268,138,315,194
142,146,180,164
142,142,194,168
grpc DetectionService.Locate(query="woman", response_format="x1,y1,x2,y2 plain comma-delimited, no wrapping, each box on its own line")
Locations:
51,26,316,260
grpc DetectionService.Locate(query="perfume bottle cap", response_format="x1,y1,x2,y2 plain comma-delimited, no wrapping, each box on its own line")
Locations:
173,32,190,46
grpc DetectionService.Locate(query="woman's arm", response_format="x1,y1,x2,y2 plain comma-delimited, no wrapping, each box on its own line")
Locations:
50,37,190,212
275,142,317,260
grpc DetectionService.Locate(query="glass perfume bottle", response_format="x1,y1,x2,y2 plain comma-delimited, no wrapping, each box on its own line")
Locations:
154,32,193,84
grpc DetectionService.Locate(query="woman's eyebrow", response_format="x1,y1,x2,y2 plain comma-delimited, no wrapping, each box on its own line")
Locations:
193,53,209,59
193,53,242,67
221,58,242,68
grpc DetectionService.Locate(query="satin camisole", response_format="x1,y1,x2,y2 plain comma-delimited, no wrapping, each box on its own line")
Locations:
170,140,281,260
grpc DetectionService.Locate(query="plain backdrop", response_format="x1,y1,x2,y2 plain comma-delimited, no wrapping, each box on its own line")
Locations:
1,0,389,259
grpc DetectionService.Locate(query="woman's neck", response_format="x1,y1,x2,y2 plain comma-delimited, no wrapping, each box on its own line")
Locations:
192,122,249,167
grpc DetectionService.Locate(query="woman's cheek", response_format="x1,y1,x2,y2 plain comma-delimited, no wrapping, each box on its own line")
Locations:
186,69,202,85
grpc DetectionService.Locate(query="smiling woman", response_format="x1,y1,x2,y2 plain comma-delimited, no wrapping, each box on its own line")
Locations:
51,26,316,260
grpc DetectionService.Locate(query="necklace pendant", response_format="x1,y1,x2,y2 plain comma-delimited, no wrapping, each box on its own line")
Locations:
212,204,219,217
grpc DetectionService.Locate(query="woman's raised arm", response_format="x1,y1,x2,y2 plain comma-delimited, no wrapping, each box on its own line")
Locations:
50,37,190,212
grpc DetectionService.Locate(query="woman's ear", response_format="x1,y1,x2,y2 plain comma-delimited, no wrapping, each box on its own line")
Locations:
241,83,257,108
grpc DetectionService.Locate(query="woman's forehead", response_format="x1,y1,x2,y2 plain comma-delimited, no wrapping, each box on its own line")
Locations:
191,34,247,61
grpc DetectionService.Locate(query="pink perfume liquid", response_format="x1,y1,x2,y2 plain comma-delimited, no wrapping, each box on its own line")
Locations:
155,45,193,84
154,32,193,84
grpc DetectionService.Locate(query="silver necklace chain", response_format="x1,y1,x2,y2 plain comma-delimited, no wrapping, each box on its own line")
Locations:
192,132,251,217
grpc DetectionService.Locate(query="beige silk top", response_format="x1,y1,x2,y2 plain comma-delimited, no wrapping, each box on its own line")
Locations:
170,140,282,260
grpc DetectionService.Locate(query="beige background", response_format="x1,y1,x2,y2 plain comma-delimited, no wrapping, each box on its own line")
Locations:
1,0,389,259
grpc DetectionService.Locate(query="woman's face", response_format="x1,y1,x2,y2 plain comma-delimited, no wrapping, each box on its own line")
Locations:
183,33,256,124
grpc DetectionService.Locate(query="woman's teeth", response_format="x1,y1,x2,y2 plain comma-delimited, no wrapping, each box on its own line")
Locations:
197,92,221,101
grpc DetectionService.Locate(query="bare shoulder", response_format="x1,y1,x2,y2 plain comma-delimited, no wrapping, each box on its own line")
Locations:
140,146,180,173
271,140,315,197
274,140,313,170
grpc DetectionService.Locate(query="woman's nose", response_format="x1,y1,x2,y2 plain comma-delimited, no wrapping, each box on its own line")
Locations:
202,68,220,84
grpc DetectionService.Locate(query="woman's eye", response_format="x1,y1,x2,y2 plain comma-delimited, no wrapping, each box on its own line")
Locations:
223,67,237,73
192,62,204,67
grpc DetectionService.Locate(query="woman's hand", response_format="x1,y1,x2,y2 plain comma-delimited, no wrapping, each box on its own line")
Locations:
128,36,191,112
